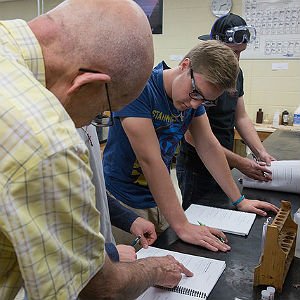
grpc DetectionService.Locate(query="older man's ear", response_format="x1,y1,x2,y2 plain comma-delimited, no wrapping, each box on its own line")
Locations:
67,71,111,95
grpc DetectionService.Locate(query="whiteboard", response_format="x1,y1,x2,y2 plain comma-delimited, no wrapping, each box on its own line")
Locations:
241,0,300,59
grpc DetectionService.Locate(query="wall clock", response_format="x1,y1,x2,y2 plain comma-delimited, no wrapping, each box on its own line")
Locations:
211,0,232,17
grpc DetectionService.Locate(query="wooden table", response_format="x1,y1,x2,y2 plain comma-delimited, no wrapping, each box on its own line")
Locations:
233,124,298,156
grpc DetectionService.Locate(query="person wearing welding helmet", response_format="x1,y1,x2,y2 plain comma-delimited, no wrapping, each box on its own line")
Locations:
176,13,276,211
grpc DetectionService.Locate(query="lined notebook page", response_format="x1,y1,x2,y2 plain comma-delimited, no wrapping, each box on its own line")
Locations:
136,247,226,300
185,204,256,236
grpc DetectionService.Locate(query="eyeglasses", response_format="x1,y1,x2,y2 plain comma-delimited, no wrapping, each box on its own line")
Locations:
189,69,218,107
78,68,114,127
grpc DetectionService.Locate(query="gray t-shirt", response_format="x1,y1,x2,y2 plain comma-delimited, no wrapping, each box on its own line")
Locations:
77,125,115,244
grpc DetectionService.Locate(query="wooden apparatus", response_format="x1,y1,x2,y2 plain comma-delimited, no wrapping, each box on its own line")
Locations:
254,200,297,292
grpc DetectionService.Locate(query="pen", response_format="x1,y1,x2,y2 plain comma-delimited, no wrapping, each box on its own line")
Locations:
131,235,142,247
197,221,206,226
197,221,225,243
217,236,226,244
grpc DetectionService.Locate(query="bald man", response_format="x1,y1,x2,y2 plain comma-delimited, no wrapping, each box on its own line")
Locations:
0,1,192,299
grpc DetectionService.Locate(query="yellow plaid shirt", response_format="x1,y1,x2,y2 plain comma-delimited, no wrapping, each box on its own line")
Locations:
0,20,104,300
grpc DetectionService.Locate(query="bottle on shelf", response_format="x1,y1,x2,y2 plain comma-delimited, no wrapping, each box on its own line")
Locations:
293,105,300,127
281,110,289,125
256,108,263,124
294,209,300,258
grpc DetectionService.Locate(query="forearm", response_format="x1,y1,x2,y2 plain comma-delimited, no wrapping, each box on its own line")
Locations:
223,146,248,169
186,128,249,171
139,158,189,233
197,142,241,203
235,116,267,157
79,255,161,300
120,117,187,236
108,193,139,232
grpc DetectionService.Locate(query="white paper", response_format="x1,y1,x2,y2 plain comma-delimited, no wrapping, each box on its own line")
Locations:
136,247,226,300
185,205,256,236
242,160,300,194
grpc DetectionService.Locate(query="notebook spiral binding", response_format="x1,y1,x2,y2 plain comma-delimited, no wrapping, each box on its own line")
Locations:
156,285,207,299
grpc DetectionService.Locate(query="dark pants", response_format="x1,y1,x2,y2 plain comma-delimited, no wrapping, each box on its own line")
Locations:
176,150,222,210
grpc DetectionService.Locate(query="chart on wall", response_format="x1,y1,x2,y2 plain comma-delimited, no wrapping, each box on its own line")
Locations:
242,0,300,59
134,0,163,34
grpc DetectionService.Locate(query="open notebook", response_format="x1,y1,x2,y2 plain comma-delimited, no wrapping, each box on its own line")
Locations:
185,204,256,236
136,247,226,300
242,160,300,194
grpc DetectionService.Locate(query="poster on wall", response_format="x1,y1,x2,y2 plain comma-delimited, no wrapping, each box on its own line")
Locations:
134,0,163,34
242,0,300,59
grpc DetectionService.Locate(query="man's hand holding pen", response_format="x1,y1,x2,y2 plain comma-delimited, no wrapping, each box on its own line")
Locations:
131,235,142,247
130,217,157,248
198,221,226,244
176,221,231,252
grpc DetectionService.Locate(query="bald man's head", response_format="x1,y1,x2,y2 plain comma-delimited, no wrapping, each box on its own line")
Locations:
30,0,154,112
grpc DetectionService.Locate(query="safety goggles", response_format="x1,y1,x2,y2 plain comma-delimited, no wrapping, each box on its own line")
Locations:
217,25,256,44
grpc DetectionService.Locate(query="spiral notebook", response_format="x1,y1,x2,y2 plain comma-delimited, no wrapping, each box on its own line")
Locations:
136,247,226,299
185,204,256,236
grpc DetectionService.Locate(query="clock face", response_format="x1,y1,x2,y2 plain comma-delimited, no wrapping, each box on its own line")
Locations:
211,0,232,17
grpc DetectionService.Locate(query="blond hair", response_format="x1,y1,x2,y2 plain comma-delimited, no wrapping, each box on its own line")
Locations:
182,40,239,91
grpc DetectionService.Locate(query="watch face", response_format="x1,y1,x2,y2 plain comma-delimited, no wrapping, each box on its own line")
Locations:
211,0,232,17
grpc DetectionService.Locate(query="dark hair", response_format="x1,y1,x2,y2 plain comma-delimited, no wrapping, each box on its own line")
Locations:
210,13,247,41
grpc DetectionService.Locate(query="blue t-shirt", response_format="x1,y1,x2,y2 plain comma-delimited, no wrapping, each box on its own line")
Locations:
103,62,205,208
